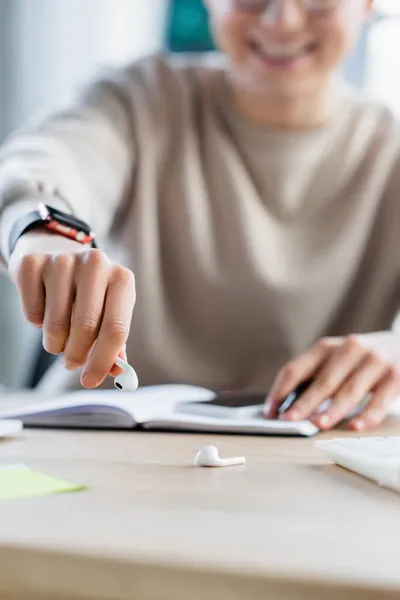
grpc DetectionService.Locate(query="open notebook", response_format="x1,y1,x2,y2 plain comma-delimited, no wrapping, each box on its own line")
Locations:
0,385,319,437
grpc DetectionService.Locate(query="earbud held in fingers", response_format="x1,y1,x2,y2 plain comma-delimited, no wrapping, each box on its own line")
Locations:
194,445,246,468
114,357,139,392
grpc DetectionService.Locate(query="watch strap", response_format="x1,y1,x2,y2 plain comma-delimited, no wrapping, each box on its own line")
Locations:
8,204,97,257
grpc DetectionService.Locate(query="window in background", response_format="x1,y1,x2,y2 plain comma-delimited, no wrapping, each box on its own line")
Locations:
366,0,400,117
2,0,168,137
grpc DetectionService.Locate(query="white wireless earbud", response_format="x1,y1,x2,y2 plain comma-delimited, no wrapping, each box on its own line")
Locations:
113,357,139,392
194,445,246,468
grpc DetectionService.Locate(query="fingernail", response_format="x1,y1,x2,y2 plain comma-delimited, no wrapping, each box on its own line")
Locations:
368,410,381,423
317,415,330,429
81,371,98,389
61,356,73,371
263,398,272,417
351,418,365,430
63,361,78,372
283,410,300,421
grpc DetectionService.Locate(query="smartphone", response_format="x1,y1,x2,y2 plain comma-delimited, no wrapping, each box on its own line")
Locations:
178,390,267,420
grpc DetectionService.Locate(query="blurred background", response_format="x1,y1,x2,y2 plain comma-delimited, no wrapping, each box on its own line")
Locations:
0,0,399,388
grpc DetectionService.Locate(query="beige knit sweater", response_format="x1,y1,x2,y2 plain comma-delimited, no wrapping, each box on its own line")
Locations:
0,54,400,393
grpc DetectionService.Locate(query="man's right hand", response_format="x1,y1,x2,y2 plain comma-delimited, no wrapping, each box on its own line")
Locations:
8,231,136,389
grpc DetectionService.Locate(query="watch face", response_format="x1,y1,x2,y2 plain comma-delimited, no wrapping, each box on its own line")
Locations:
46,205,91,235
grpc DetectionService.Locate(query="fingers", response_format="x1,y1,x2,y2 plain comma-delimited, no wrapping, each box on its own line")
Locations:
15,254,46,328
266,335,400,432
63,250,111,370
42,255,76,354
282,337,366,422
265,337,338,418
348,367,400,431
81,266,136,389
313,351,392,430
12,244,135,390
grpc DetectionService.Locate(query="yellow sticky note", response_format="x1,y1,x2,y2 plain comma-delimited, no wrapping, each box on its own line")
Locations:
0,467,85,500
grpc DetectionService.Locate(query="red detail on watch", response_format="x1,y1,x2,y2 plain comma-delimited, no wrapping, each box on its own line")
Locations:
45,220,95,245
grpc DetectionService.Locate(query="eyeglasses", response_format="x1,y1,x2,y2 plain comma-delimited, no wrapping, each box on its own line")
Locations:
233,0,341,14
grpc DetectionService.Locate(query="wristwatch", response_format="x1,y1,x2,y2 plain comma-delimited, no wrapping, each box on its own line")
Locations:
8,203,97,256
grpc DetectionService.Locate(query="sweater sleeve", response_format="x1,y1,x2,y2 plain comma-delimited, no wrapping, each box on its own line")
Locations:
0,68,136,262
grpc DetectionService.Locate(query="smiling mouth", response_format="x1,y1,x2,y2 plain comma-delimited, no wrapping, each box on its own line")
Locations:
248,39,317,67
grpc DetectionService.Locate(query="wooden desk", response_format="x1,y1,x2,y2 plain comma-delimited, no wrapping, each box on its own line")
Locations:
0,420,400,600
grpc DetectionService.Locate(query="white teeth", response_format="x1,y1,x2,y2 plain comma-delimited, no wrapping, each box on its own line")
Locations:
257,45,307,59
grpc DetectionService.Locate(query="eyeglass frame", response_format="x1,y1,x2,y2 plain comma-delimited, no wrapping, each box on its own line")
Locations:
233,0,342,15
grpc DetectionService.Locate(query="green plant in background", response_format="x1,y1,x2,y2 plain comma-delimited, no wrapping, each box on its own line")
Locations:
166,0,216,52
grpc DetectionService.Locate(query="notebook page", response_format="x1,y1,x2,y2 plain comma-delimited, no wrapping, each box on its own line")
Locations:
118,385,215,422
0,385,215,424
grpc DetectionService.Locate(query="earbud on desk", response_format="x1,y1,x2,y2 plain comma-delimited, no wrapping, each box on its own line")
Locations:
194,445,246,468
